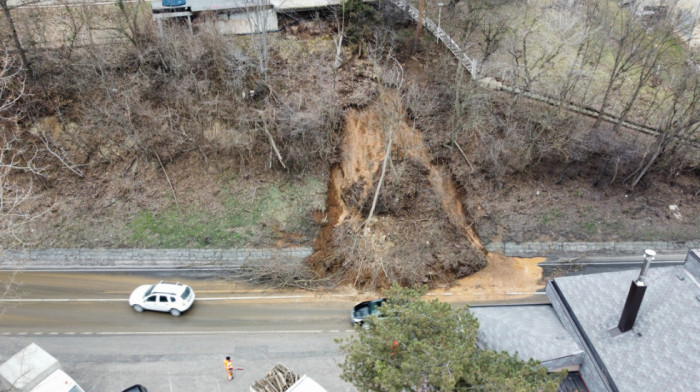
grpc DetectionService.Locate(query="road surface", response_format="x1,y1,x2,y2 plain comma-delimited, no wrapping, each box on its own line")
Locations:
0,270,360,391
1,253,686,391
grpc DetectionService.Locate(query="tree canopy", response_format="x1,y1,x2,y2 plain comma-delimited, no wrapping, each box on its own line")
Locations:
338,285,564,392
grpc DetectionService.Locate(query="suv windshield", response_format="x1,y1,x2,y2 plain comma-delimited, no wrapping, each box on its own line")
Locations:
144,285,155,297
369,300,384,314
181,287,191,299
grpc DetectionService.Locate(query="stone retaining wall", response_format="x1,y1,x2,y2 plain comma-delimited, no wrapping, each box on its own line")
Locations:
486,241,700,256
0,248,313,270
2,242,698,269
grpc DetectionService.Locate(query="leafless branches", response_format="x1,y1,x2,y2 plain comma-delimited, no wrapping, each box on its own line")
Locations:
1,132,48,245
0,46,24,122
0,0,42,74
364,60,404,233
235,257,320,290
626,65,700,188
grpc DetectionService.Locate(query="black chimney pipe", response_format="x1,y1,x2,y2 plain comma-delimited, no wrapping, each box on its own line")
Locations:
617,249,655,333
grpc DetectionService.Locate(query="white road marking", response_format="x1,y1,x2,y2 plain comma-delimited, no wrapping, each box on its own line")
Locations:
0,268,240,272
0,294,357,303
0,298,127,302
1,329,356,337
96,330,326,335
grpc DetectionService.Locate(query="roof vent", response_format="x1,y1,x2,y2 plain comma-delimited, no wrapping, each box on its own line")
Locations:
617,249,655,333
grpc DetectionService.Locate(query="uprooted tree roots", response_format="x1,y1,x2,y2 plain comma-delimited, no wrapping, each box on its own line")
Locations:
306,92,488,290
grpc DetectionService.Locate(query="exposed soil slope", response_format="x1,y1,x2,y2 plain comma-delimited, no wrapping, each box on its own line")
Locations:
308,92,493,289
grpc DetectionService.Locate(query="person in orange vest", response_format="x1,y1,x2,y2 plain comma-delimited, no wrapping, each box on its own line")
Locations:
390,339,399,356
224,356,234,381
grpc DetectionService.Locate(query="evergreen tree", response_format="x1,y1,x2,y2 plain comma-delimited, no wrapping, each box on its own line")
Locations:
338,284,564,391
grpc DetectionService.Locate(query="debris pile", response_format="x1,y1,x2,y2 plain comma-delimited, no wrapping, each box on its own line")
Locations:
250,363,299,392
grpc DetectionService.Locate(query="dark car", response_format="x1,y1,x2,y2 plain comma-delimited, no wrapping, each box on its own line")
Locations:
121,385,147,392
351,298,386,326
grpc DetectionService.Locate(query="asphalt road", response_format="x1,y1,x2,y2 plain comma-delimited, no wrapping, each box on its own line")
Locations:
2,332,355,392
0,271,357,334
0,271,360,391
0,253,688,391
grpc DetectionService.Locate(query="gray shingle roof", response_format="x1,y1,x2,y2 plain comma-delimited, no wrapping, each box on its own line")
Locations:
471,305,584,370
551,255,700,392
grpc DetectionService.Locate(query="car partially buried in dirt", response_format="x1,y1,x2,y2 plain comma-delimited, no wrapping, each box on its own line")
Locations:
129,281,195,317
351,298,386,326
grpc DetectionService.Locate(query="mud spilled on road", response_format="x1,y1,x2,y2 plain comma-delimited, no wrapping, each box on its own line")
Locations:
306,92,544,295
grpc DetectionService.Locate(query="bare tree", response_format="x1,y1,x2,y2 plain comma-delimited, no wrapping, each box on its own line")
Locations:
505,3,569,92
0,45,23,121
476,11,508,66
364,60,404,233
592,4,651,129
0,45,48,246
626,66,700,189
610,8,682,134
258,108,287,170
0,0,42,74
113,0,151,48
246,0,274,78
412,0,425,54
332,2,347,70
58,3,87,61
554,1,603,109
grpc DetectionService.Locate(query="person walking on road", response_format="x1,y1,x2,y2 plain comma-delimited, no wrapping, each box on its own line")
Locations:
224,356,234,381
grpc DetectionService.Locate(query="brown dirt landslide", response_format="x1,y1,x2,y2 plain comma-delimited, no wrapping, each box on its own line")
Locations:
2,11,698,293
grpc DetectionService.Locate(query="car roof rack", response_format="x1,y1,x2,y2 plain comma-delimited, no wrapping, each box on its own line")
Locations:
156,280,182,286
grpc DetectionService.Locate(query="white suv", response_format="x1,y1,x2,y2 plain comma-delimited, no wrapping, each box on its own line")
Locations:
129,281,195,316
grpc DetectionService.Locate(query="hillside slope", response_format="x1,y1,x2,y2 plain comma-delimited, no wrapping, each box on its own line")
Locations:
1,10,698,288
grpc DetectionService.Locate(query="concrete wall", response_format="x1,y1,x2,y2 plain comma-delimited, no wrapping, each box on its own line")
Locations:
213,8,278,35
